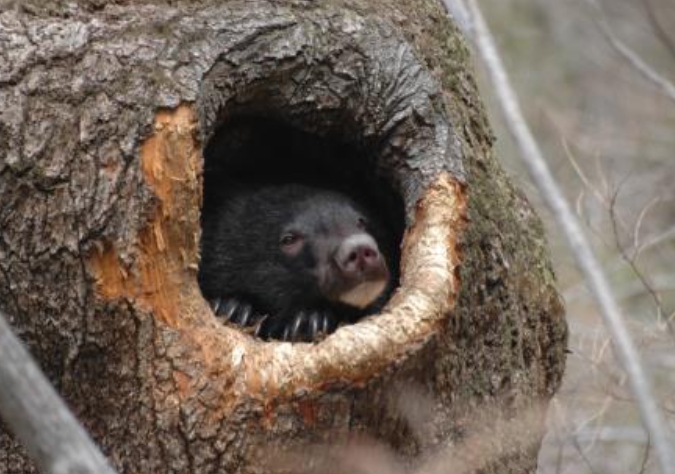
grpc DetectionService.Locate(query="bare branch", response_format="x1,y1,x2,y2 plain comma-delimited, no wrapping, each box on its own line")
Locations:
441,0,472,35
564,225,675,303
637,223,675,257
571,433,601,474
608,190,675,340
0,310,118,474
444,2,675,474
562,139,608,207
633,196,661,260
588,0,675,105
640,0,675,64
638,433,652,474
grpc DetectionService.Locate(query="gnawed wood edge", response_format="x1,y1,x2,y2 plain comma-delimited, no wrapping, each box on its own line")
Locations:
88,104,207,328
87,103,468,409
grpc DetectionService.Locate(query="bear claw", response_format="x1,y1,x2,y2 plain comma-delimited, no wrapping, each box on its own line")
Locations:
211,297,339,343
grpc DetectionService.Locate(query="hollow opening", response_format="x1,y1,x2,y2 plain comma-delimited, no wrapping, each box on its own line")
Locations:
198,115,405,343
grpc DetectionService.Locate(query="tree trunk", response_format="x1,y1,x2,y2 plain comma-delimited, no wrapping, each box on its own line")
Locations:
0,1,566,474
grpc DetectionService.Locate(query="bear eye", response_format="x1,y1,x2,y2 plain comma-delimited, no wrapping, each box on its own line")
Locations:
280,232,302,247
357,217,367,229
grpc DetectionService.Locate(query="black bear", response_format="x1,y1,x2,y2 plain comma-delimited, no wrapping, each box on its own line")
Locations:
198,183,393,342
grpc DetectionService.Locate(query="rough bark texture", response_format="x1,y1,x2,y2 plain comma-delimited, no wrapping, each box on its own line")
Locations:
0,1,566,474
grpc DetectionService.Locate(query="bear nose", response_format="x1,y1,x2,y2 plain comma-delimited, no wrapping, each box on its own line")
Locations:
336,234,381,275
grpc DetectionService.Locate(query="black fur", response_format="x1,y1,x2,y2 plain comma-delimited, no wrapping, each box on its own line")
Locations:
199,183,393,342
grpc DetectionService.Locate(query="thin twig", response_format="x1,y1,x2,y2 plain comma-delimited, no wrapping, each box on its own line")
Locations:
441,2,675,474
564,225,675,302
637,223,675,257
571,433,601,474
633,196,661,260
0,309,118,474
587,0,675,105
638,432,652,474
608,188,675,341
562,139,608,208
640,0,675,63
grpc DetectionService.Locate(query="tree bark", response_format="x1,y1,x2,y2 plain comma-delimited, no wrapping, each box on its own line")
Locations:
0,1,567,474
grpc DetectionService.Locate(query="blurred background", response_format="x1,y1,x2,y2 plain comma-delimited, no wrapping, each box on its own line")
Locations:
476,0,675,472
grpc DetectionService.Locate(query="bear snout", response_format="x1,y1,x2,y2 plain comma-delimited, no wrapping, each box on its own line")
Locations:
336,234,382,275
332,234,390,309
